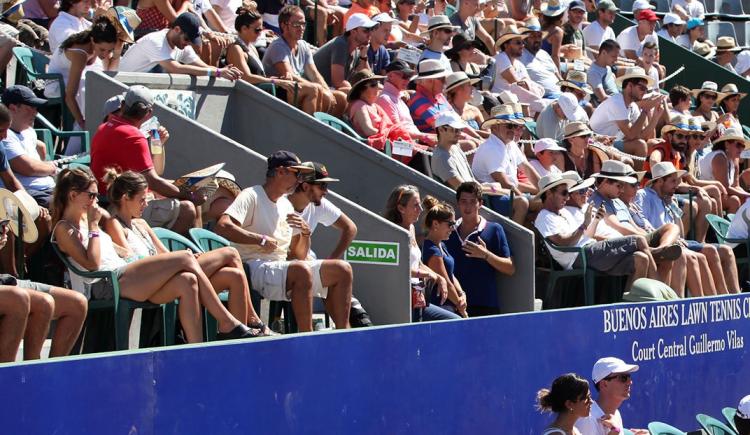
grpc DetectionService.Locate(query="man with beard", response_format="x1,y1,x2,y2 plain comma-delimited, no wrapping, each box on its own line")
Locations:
492,25,545,113
519,17,562,98
216,151,353,332
590,67,665,166
582,0,618,53
419,15,459,73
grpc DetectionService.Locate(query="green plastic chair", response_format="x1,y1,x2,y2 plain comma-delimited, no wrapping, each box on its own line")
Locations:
706,213,750,272
12,46,70,130
35,113,91,161
52,243,174,351
189,227,231,252
697,413,739,435
533,227,595,308
313,111,367,143
648,421,687,435
722,407,739,432
525,120,539,139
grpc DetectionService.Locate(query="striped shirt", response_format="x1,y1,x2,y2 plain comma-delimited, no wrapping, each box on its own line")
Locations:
407,88,453,133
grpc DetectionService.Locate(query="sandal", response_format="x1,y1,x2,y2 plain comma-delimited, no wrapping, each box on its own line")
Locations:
248,321,279,336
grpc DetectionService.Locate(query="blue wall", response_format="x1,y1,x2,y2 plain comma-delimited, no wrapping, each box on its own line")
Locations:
2,294,749,434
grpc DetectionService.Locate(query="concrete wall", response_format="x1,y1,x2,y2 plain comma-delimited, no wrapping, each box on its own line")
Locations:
85,72,412,325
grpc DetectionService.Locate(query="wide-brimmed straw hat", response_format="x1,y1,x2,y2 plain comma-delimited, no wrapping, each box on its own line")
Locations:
716,83,748,106
445,71,480,93
562,171,595,192
559,70,593,94
481,103,525,129
347,69,384,101
647,162,686,185
615,66,655,88
536,172,576,199
541,0,565,17
105,6,141,44
445,33,482,58
691,81,719,99
0,189,40,243
716,36,742,52
692,40,716,59
714,127,750,148
214,170,242,197
660,114,693,136
592,160,638,184
421,15,459,37
563,121,593,139
494,25,527,51
412,59,451,81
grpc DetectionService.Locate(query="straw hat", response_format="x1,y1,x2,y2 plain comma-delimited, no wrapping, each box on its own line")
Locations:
716,83,748,106
592,160,638,184
520,16,541,33
445,71,480,93
615,66,655,88
494,25,527,51
422,15,459,37
687,116,704,133
535,172,576,200
648,162,686,185
347,69,384,101
660,114,693,136
714,127,750,148
563,121,593,139
481,103,524,129
561,171,595,192
511,102,531,122
692,40,716,59
445,33,481,58
105,6,141,44
412,59,451,81
690,80,719,99
716,36,742,52
541,0,565,17
559,70,593,95
214,170,241,197
0,189,40,243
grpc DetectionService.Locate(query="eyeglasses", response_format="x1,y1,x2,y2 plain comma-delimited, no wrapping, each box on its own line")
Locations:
288,21,306,28
312,182,328,190
445,220,457,228
560,190,570,197
604,373,631,383
76,190,97,200
440,28,455,34
286,167,304,179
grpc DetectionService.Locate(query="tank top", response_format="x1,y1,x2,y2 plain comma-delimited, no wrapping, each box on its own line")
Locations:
699,149,735,183
52,220,127,295
116,217,158,261
231,37,265,76
45,47,103,115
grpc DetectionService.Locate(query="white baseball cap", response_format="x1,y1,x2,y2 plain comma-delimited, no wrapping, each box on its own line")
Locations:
632,0,655,12
558,92,588,122
663,12,685,26
372,12,396,23
592,357,640,383
435,112,466,129
738,395,750,419
533,138,567,154
346,13,378,32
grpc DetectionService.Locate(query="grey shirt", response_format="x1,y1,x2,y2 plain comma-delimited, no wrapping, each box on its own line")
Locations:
262,37,315,78
535,104,566,142
449,13,480,41
313,35,356,86
588,62,618,99
432,144,475,184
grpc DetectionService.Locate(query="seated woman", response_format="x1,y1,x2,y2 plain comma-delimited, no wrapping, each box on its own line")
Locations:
421,196,467,317
691,81,721,123
226,7,320,115
697,129,750,213
684,117,724,214
717,83,745,131
446,33,485,76
51,168,258,343
45,16,122,153
383,185,458,322
446,72,488,139
103,169,273,335
560,122,606,178
540,1,565,73
537,373,593,434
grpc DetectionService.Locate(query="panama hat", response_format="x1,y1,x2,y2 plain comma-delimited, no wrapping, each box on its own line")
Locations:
647,161,686,186
481,103,524,129
716,36,742,52
105,6,141,44
615,66,655,88
660,114,693,136
214,170,241,197
347,69,384,101
421,15,459,37
592,160,638,184
511,102,531,122
445,33,482,58
445,71,480,93
687,116,704,132
0,188,40,243
563,121,593,140
561,171,595,192
691,81,719,99
541,0,565,17
520,16,541,33
714,127,750,148
559,70,593,94
412,59,451,81
624,163,646,183
494,25,527,51
692,40,717,59
535,172,576,200
716,83,748,106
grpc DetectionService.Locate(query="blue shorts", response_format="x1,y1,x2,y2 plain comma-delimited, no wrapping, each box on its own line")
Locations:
613,140,624,152
684,240,704,252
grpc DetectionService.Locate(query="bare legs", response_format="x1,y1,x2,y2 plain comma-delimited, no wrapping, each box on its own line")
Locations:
0,286,29,362
285,260,353,332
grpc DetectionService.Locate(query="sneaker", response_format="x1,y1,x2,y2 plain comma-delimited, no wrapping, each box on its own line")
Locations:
215,324,255,341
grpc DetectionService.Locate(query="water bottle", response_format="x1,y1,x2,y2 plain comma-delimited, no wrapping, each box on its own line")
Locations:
150,129,163,155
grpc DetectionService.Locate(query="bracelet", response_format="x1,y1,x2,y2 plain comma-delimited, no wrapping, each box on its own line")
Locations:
259,235,267,246
359,56,367,60
216,68,222,78
271,78,275,85
301,231,311,237
89,231,100,238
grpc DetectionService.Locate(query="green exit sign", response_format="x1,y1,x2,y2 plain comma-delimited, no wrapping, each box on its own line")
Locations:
344,240,400,266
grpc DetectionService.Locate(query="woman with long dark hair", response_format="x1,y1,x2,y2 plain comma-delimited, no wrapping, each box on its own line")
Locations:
537,373,592,434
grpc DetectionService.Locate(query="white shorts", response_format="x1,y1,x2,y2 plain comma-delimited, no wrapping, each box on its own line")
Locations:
246,259,327,301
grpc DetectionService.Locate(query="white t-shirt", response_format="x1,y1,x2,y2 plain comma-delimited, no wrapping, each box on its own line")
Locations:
534,207,593,269
529,159,561,177
565,205,622,239
48,12,91,54
210,0,242,29
656,28,679,45
471,134,525,185
0,128,55,191
616,25,658,56
119,29,201,73
574,401,624,435
526,49,562,96
491,52,531,94
590,93,640,139
672,0,706,18
676,34,692,49
298,197,342,233
582,20,617,49
224,185,296,262
727,199,750,248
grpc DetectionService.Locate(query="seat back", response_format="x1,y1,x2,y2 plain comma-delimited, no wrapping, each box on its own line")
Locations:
706,21,738,42
733,21,749,47
706,214,731,243
721,407,739,432
153,227,204,253
313,112,365,141
716,0,746,15
655,0,670,13
648,421,687,435
189,228,230,252
12,46,48,82
696,413,739,435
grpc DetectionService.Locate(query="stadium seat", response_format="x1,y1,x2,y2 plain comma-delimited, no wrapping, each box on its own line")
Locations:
34,113,90,162
52,243,175,351
705,214,750,276
655,0,671,16
706,21,738,42
732,21,750,47
706,0,750,20
533,227,594,307
525,120,539,140
12,46,70,130
723,407,739,432
648,421,688,435
696,413,739,434
619,0,637,16
313,112,367,143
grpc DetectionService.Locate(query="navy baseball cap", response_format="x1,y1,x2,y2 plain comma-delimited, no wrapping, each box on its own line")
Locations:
385,59,415,75
173,12,202,45
2,85,47,108
267,150,313,171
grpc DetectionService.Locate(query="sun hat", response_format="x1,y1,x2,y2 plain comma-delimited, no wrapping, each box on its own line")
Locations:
691,80,719,99
557,92,588,122
445,71,480,93
559,70,593,94
632,0,654,12
661,114,693,136
105,6,141,43
521,16,541,33
533,138,567,154
494,25,527,51
345,13,378,32
592,160,638,184
624,163,646,182
347,69,384,101
648,161,686,185
662,12,685,26
535,172,576,200
615,66,655,88
714,127,750,148
716,83,748,106
434,112,467,129
445,33,481,58
686,17,704,30
563,121,593,139
735,50,750,76
213,170,242,196
592,357,639,384
716,36,742,52
622,278,679,302
541,0,565,17
412,59,451,81
299,161,340,183
562,171,595,192
692,40,716,58
422,14,459,36
0,189,41,243
481,103,524,129
511,102,531,122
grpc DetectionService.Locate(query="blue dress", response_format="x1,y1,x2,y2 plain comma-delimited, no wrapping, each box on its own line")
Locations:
422,239,457,312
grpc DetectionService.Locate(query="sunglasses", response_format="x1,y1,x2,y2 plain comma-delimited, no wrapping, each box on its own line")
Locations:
312,182,329,190
701,93,718,100
286,167,305,179
440,28,455,34
604,373,631,383
560,190,570,197
445,220,457,228
673,133,687,140
635,83,649,92
288,21,306,28
365,81,380,89
690,134,704,139
76,190,97,200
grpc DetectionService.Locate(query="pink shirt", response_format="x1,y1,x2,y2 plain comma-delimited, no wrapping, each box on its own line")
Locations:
375,81,421,136
349,99,393,138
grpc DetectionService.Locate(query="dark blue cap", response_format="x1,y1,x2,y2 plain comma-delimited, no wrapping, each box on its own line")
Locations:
267,150,311,171
2,85,47,108
173,12,202,45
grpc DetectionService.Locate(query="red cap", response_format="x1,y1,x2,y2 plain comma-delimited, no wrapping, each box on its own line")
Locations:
637,9,659,21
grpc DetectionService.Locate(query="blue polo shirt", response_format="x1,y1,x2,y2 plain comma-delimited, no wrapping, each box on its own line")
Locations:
444,217,511,309
634,187,682,228
589,189,632,225
0,145,8,172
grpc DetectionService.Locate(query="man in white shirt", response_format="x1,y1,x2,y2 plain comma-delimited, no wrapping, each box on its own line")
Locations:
656,13,685,44
575,357,649,435
582,0,618,53
215,151,353,332
589,67,666,163
520,18,562,98
120,12,241,79
492,26,545,113
48,0,91,53
616,9,660,60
